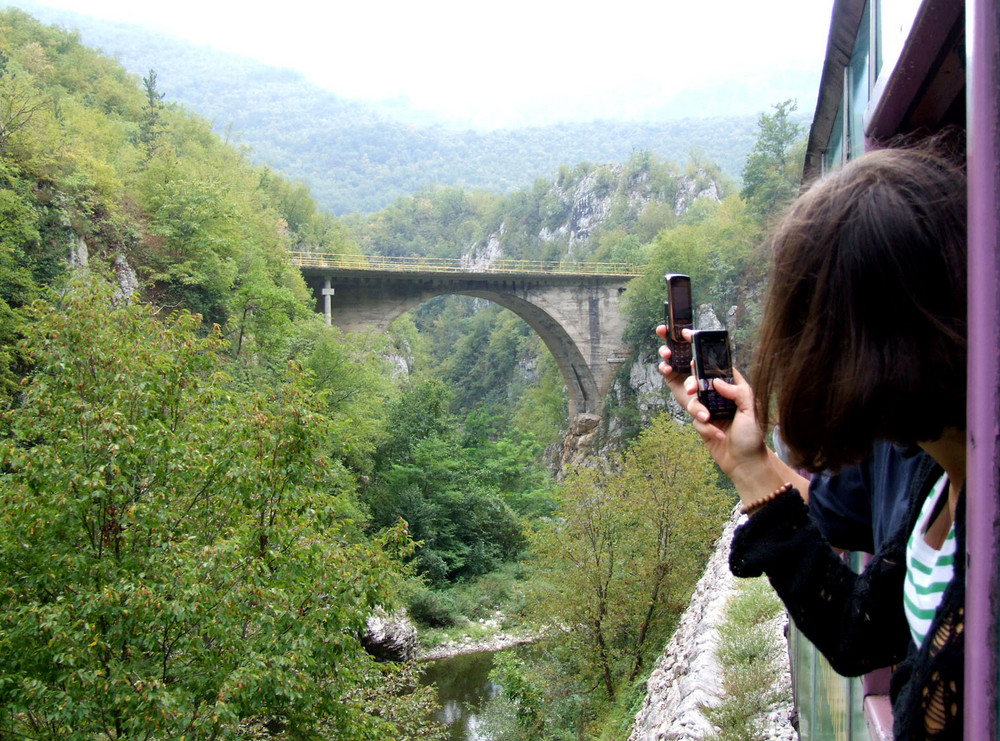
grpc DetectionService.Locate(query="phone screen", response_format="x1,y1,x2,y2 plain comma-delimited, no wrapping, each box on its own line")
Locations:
692,330,737,419
669,278,692,339
664,274,693,374
698,334,730,379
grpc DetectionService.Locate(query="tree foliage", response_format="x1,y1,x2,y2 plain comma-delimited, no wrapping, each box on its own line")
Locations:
139,68,164,161
516,416,731,734
0,284,442,739
365,378,546,586
740,99,804,221
0,51,49,153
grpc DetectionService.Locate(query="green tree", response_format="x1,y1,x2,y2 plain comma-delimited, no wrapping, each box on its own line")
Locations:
299,323,394,475
369,435,527,584
510,341,568,454
366,378,539,585
0,283,438,739
740,99,804,221
528,416,730,714
614,416,733,679
139,68,164,161
0,163,41,402
225,250,305,363
0,52,49,153
143,176,240,323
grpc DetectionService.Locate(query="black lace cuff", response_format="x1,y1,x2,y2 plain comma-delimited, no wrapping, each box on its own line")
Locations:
729,487,812,578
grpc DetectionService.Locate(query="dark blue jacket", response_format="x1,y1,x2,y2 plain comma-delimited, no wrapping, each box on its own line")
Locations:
807,442,928,553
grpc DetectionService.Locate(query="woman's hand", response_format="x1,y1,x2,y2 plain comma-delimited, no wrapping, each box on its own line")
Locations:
682,368,768,478
655,324,692,405
688,369,802,504
657,324,765,473
655,324,804,505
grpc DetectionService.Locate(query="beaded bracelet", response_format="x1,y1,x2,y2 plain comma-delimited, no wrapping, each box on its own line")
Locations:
739,482,794,516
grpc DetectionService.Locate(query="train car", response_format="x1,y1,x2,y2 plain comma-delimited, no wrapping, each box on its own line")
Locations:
794,0,999,738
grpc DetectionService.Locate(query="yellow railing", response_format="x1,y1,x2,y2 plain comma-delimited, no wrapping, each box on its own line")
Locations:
289,252,644,277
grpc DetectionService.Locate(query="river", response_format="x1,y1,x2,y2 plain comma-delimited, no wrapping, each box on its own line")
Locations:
420,650,501,741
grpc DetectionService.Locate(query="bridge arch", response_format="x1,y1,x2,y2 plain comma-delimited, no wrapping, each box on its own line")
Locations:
300,265,636,419
464,289,601,419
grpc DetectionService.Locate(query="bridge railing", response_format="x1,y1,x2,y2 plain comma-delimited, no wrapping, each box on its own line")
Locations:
289,251,644,277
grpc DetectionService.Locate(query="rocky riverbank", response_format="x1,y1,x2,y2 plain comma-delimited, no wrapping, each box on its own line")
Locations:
363,602,542,663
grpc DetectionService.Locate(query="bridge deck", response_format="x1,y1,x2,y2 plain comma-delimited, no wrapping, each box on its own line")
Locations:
289,252,643,277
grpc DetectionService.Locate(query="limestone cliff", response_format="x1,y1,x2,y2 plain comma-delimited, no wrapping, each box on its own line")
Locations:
462,163,724,268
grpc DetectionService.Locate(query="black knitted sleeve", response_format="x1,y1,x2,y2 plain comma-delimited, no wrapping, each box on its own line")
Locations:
729,488,913,677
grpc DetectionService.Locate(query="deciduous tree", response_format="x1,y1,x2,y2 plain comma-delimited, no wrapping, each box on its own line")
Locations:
529,416,730,708
0,283,436,739
740,99,804,221
0,52,48,152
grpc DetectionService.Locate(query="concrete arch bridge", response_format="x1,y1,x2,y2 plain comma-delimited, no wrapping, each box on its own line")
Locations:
293,253,642,419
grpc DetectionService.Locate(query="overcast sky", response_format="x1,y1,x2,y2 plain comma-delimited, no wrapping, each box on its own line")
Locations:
16,0,836,127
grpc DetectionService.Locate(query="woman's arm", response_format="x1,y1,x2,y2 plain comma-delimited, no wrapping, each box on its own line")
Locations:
730,487,913,675
656,325,910,674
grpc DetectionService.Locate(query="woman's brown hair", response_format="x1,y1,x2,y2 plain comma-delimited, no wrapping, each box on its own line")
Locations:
751,145,967,472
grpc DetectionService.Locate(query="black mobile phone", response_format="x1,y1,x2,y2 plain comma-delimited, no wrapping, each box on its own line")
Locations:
663,274,693,375
691,329,737,419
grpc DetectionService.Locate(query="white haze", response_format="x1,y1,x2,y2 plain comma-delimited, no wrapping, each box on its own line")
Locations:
12,0,835,128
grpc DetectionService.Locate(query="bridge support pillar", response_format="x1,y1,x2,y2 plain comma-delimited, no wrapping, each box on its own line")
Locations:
322,278,335,326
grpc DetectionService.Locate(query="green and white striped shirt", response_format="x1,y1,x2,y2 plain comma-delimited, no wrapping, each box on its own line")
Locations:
903,474,956,648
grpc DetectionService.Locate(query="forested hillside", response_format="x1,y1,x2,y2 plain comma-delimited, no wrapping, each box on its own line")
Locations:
0,7,807,739
0,9,447,737
6,0,811,215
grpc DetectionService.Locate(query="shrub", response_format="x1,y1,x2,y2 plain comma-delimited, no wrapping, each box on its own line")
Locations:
408,587,461,628
0,284,416,739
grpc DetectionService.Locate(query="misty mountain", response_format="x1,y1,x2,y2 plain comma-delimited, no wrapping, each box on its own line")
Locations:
8,0,809,215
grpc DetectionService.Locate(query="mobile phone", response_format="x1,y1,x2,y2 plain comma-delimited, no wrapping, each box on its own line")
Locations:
691,329,737,419
663,274,693,375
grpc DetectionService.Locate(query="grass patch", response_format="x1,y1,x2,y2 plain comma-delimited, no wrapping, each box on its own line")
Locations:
405,562,533,648
703,577,788,741
418,619,501,648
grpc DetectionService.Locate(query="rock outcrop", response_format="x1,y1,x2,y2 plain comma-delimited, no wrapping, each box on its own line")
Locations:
113,253,139,303
461,166,723,270
558,412,602,473
361,607,419,662
538,168,618,253
68,231,139,304
418,628,540,661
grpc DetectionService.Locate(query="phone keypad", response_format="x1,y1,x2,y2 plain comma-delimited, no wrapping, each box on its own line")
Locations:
671,341,692,370
703,387,736,418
